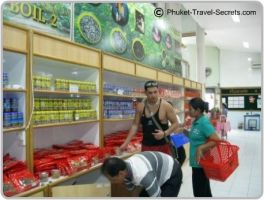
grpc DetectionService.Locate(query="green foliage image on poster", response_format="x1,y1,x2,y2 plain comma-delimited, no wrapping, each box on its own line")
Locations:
3,2,71,38
74,3,182,76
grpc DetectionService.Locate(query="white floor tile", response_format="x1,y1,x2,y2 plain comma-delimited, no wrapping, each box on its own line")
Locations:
178,129,262,198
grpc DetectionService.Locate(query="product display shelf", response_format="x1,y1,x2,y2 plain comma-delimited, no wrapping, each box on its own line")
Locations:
3,88,27,93
28,30,102,176
3,126,26,133
34,90,99,96
33,120,100,129
14,185,48,197
46,151,136,197
3,23,29,168
104,93,144,99
103,118,134,122
184,79,202,118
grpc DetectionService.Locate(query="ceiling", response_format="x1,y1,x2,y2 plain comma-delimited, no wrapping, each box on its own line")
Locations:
181,2,262,53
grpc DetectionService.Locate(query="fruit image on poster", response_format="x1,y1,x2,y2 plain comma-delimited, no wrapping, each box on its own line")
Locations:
110,28,127,54
77,12,102,44
74,3,182,76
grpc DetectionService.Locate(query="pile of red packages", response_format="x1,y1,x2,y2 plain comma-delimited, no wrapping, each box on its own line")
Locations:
33,140,116,177
104,130,142,152
3,154,39,197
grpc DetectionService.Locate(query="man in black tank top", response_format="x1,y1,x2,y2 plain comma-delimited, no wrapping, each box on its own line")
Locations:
120,81,179,155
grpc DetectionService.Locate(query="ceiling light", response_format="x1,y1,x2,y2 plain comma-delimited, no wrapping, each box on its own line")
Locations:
231,15,240,23
243,42,249,48
248,57,252,62
72,71,78,75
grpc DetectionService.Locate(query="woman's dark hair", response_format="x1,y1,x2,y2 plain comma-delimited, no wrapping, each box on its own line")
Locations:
101,157,127,177
189,97,209,113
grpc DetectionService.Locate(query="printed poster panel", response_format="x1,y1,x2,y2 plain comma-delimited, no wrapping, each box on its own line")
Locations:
74,3,182,76
3,2,72,38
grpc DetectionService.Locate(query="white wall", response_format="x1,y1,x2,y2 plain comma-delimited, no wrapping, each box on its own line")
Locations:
220,50,261,87
228,111,261,130
220,50,261,130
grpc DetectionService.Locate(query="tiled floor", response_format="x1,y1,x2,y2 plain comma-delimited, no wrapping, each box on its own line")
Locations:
178,129,262,198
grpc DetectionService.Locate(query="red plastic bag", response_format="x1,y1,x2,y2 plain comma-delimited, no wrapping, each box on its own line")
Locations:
8,169,39,193
3,175,18,197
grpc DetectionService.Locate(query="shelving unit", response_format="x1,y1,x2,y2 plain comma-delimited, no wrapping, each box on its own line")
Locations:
3,24,29,164
184,79,202,116
29,31,102,171
102,53,185,140
2,23,202,197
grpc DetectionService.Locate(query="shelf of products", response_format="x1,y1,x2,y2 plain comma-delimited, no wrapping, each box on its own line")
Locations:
184,80,202,120
31,54,101,168
3,40,28,173
2,23,202,197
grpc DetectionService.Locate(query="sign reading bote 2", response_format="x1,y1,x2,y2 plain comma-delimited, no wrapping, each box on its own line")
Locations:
3,2,71,38
8,3,57,27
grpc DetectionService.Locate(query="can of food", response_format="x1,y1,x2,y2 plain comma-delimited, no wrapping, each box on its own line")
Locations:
11,112,18,127
39,172,49,182
3,112,11,128
51,169,61,179
17,112,24,126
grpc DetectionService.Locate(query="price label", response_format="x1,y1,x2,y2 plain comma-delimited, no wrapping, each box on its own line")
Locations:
117,89,124,95
69,84,79,93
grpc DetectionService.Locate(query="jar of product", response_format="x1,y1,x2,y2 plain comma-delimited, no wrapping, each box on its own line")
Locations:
3,112,11,128
11,112,18,127
39,172,49,182
3,72,9,88
46,77,51,90
3,98,11,113
34,98,40,111
17,112,24,126
10,98,18,112
55,79,59,90
36,76,41,89
73,110,79,121
51,169,61,179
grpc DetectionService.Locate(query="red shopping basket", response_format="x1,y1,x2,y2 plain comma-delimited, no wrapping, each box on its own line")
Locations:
199,140,239,182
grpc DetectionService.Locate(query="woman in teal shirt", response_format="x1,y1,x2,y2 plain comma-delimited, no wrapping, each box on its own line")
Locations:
182,97,220,197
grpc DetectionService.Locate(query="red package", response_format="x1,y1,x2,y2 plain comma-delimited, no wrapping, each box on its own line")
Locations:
8,169,39,193
47,153,70,160
4,160,21,172
3,175,18,197
56,160,73,176
3,153,13,162
67,156,90,172
69,149,87,156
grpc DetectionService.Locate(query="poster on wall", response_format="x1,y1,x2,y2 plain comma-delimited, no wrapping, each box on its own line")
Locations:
3,2,71,38
74,3,182,76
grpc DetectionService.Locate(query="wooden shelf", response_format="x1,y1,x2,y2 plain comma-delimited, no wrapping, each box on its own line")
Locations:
33,120,99,128
104,93,144,99
3,88,26,93
104,118,134,122
163,96,184,100
34,90,99,96
15,185,47,197
3,126,25,133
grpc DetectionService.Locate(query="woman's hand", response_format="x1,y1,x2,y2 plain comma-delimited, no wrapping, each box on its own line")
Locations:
196,147,205,163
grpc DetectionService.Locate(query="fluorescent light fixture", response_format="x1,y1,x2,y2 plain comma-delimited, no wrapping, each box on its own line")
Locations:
231,15,240,23
243,42,249,48
72,71,78,75
248,57,252,62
